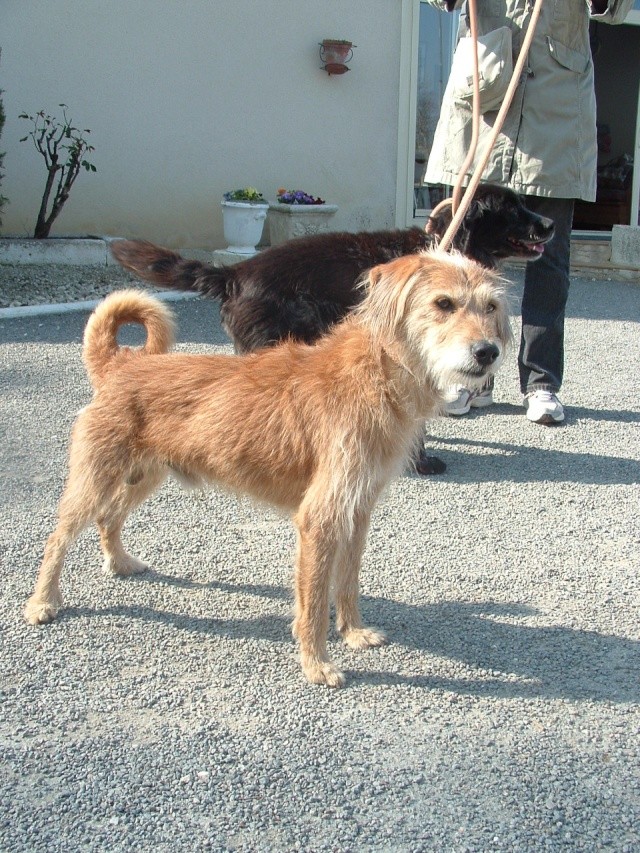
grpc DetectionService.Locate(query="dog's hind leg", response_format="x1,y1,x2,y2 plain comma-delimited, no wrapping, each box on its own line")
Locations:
334,508,388,650
292,500,346,688
97,465,166,577
24,475,101,625
98,518,149,577
24,425,160,625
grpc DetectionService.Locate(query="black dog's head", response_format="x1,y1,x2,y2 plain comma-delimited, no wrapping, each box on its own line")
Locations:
426,184,555,269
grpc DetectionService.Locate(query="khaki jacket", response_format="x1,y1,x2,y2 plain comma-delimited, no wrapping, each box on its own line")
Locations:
425,0,633,200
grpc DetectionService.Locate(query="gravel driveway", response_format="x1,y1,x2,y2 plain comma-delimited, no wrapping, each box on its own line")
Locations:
1,267,639,852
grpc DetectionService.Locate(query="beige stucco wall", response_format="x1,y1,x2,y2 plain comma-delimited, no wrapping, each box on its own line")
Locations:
1,0,403,249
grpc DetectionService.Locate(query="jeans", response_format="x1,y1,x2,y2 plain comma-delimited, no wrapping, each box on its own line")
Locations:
518,196,575,394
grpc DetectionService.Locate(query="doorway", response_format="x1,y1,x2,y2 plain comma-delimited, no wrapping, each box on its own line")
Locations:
399,0,640,232
573,19,640,231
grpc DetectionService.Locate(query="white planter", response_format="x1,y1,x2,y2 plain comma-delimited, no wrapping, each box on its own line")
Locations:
267,203,339,246
221,200,269,255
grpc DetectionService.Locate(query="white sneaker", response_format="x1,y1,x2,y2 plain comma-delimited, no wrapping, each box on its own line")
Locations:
524,389,564,424
469,387,494,409
444,386,494,416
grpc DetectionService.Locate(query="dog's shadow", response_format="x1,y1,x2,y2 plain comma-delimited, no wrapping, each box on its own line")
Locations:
69,573,290,643
67,574,639,703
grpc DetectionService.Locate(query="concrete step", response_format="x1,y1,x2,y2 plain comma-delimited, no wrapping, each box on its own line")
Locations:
0,237,121,265
611,224,640,268
570,232,639,282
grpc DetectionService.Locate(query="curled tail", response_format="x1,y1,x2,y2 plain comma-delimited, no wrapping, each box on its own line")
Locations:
111,239,231,301
83,289,176,390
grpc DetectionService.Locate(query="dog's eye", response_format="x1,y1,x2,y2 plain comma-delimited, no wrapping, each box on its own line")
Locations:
436,297,454,312
486,302,497,314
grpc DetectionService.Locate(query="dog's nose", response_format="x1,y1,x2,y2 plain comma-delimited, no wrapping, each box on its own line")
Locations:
472,341,500,366
540,216,555,238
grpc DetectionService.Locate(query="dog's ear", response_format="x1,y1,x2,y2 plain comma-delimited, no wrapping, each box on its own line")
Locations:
495,289,515,350
360,258,422,341
462,199,484,222
367,264,385,289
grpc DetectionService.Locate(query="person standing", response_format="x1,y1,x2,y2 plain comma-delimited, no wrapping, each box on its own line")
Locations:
424,0,633,423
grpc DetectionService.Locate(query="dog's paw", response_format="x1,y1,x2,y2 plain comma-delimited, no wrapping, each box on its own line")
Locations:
24,595,61,625
104,554,149,577
301,656,346,688
341,626,388,650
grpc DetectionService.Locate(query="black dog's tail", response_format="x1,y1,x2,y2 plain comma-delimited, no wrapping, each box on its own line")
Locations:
111,239,231,301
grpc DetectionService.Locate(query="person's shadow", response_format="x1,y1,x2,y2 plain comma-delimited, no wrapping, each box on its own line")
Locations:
422,413,640,485
355,597,639,703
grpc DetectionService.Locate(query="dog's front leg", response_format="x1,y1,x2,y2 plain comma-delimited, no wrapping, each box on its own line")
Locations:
334,508,387,650
292,505,345,688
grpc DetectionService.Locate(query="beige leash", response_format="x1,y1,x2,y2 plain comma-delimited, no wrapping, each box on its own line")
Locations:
450,0,481,216
434,0,545,252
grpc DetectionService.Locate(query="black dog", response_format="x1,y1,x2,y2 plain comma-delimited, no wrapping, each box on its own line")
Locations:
112,184,554,474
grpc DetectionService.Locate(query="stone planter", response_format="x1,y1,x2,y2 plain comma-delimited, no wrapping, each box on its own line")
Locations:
267,203,339,246
221,200,269,255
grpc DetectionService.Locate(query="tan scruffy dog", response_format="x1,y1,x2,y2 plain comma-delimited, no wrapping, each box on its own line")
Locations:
24,251,511,687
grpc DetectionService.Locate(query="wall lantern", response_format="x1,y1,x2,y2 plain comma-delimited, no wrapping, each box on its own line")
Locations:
319,39,355,75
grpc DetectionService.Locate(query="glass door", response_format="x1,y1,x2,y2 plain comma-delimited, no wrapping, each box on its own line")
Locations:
413,2,459,216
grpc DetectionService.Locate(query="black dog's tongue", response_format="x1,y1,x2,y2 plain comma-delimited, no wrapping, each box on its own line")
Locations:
507,237,547,256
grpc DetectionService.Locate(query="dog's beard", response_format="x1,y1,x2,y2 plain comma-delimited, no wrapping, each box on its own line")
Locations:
427,339,503,391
